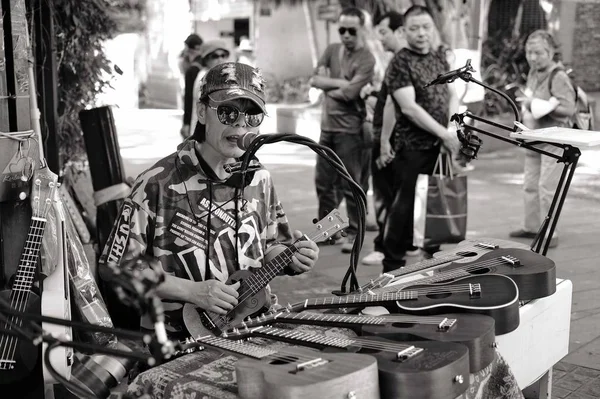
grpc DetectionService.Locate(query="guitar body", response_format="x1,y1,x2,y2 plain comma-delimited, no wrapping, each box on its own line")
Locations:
236,346,380,399
183,269,270,337
396,274,520,335
0,290,40,385
437,248,556,300
343,338,469,399
360,313,496,372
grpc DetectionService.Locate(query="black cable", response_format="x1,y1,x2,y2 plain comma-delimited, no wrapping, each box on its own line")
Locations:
239,133,366,293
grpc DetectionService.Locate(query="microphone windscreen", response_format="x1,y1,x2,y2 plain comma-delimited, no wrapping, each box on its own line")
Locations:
237,132,260,150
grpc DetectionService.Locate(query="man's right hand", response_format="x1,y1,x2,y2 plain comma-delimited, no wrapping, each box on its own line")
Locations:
187,280,240,314
441,130,461,155
379,139,395,167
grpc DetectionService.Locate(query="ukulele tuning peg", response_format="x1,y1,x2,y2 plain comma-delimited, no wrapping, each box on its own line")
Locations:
222,332,229,338
240,321,247,328
312,218,319,224
246,316,252,322
233,328,239,334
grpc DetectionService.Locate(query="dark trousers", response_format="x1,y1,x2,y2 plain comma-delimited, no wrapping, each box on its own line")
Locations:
382,147,439,272
371,144,395,253
315,131,364,236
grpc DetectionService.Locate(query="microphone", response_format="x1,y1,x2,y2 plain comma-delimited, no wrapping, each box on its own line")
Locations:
425,59,474,88
237,132,260,150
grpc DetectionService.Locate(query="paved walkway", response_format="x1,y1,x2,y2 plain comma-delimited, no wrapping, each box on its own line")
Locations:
115,108,600,398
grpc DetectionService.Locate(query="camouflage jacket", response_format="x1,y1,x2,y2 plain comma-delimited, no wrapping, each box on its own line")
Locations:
99,139,292,337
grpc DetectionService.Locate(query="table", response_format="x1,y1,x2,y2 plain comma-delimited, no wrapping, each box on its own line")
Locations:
124,323,525,399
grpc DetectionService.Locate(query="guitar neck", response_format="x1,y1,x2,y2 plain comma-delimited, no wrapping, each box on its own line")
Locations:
196,335,278,359
390,253,463,278
11,217,47,298
299,290,418,310
245,241,301,294
277,312,387,327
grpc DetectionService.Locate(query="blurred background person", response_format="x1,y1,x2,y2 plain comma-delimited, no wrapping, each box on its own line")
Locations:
190,40,231,137
310,7,375,254
236,36,256,67
509,30,576,249
361,10,406,266
180,34,205,139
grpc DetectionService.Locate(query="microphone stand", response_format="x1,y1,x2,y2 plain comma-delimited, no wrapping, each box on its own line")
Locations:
436,60,581,256
237,133,367,294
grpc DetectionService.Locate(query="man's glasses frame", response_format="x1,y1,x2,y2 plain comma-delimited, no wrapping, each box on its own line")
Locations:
207,104,264,127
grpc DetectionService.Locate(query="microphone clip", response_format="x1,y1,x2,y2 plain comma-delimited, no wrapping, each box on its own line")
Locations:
452,113,482,161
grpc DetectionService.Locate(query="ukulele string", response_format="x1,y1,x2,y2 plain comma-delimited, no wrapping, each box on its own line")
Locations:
210,223,343,329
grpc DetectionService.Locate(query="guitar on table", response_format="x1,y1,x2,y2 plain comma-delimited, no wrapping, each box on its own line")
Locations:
183,209,348,338
0,165,58,385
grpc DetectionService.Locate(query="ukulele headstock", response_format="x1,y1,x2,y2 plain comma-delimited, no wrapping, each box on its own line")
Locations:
306,209,349,244
30,165,59,219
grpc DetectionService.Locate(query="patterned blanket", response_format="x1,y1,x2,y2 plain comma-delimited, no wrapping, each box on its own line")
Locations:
124,325,525,399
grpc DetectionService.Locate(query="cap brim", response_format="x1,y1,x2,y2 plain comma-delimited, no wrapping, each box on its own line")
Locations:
208,89,267,115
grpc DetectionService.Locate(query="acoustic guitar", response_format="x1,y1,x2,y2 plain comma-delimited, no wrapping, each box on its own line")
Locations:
232,310,495,372
191,334,380,399
224,326,470,399
0,165,58,385
381,248,555,301
183,209,348,338
288,274,520,335
359,237,529,292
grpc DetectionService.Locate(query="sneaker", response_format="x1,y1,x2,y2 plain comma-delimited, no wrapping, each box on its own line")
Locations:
406,245,421,257
509,229,538,239
362,251,385,265
341,236,355,254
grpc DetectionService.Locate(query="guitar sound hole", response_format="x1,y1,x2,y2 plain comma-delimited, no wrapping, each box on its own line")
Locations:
469,267,490,275
425,292,452,300
456,251,477,257
390,322,417,328
269,356,298,365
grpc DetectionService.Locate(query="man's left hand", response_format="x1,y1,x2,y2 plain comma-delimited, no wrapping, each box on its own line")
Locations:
289,230,319,274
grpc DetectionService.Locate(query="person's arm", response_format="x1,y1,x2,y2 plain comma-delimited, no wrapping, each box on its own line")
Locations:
549,71,577,117
448,83,459,121
310,45,345,91
328,53,375,101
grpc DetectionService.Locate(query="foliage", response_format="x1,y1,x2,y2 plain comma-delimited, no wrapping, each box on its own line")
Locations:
264,75,312,104
50,0,145,167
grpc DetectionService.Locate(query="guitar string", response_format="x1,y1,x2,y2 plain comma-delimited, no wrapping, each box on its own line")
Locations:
377,257,521,293
357,241,503,291
208,222,343,330
1,183,52,363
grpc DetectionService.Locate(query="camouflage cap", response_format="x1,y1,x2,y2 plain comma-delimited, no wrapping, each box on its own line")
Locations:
199,62,267,113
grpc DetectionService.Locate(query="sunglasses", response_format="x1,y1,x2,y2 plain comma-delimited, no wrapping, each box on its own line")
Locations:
208,104,264,127
207,52,229,61
338,27,357,36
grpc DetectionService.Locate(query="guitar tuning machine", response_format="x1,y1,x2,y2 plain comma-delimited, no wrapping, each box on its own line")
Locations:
454,375,464,384
240,321,247,328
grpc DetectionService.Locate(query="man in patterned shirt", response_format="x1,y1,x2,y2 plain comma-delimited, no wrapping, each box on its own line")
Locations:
100,63,319,339
380,6,460,272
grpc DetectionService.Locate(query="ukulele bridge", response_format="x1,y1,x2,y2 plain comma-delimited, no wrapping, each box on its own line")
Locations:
437,318,457,331
501,256,521,267
477,242,499,249
396,346,423,361
469,284,482,298
294,357,329,373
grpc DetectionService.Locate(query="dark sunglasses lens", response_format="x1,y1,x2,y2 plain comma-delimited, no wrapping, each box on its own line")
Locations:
246,112,264,127
216,105,239,125
338,27,356,36
209,52,228,60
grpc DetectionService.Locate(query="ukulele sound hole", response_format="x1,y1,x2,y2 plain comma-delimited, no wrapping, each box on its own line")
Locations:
456,251,477,258
269,356,298,365
469,267,491,275
425,292,452,300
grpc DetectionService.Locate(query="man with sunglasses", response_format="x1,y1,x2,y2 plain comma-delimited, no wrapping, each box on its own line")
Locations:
310,7,376,253
100,62,319,340
190,40,231,136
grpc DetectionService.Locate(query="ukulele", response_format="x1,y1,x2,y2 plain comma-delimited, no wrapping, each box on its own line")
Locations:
0,165,58,385
41,192,74,383
182,209,348,337
359,237,530,292
232,310,495,372
380,248,556,301
190,335,380,399
224,326,470,399
288,274,520,335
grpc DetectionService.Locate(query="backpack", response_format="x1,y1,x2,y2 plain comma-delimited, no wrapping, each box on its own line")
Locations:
548,67,594,130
